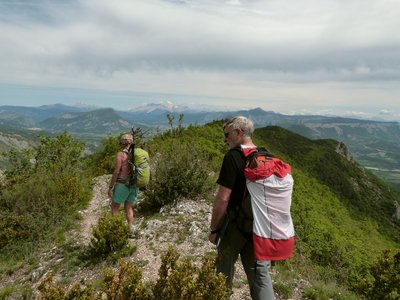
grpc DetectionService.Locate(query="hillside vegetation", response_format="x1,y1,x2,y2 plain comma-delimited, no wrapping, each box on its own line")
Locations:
0,120,399,299
0,124,43,169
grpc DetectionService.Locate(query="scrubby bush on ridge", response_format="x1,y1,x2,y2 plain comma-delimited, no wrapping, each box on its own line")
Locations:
89,212,130,258
353,249,400,299
0,133,91,257
38,246,230,300
141,140,215,211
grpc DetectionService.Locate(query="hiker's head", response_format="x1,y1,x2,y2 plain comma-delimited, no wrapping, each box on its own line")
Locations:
223,116,254,148
120,133,133,147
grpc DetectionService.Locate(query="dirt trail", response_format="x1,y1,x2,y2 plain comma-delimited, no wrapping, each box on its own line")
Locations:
77,174,111,245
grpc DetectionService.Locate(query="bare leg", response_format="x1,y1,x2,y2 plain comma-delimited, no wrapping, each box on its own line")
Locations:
111,202,120,216
124,201,134,225
124,201,135,238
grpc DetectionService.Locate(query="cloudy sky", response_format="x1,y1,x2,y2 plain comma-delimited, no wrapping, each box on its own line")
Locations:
1,0,400,120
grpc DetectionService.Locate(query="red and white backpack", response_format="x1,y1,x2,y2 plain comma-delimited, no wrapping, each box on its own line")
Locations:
241,146,295,261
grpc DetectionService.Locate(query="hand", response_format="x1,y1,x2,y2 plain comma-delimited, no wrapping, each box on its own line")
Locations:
108,187,113,198
209,232,217,245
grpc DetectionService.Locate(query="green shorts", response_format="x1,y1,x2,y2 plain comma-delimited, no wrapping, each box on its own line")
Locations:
112,184,139,205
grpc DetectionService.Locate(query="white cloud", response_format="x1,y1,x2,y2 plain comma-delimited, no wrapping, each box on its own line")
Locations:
0,0,400,117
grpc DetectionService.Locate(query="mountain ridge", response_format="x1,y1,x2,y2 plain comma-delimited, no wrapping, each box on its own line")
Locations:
39,108,134,134
1,104,400,186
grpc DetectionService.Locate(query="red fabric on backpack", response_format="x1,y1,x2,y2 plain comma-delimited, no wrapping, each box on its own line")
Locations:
242,147,291,181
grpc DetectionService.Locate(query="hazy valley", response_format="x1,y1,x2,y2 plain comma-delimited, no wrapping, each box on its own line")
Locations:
1,103,400,187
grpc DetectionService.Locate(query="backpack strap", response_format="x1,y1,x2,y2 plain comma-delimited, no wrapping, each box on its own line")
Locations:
235,146,275,234
123,145,136,168
235,186,253,236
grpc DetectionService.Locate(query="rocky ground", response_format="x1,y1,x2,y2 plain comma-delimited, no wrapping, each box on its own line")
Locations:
2,174,307,299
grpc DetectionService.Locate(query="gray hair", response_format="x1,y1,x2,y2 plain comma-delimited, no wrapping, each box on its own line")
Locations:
223,116,254,137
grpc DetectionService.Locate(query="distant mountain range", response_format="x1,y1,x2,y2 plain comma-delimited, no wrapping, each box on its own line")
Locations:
39,108,135,135
1,103,400,186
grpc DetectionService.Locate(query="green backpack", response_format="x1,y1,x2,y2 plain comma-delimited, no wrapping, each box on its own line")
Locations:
129,146,150,188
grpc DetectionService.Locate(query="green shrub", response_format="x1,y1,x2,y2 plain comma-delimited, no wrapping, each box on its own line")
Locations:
2,148,35,186
0,283,32,300
147,121,225,172
353,249,400,299
0,170,91,248
83,135,120,177
273,282,294,298
37,273,67,300
89,212,130,257
304,281,359,300
142,141,214,211
38,246,229,300
0,132,90,246
38,272,95,300
102,260,152,300
195,253,231,300
0,211,29,248
153,246,230,300
34,133,85,172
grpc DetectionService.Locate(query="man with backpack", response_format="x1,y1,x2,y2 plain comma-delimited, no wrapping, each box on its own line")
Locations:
209,116,275,300
108,133,138,239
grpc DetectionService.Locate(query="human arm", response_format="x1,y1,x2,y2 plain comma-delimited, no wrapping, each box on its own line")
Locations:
108,152,123,197
209,185,232,244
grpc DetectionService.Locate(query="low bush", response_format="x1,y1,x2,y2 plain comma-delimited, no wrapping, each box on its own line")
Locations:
0,133,91,266
0,168,91,248
142,141,214,211
273,282,294,298
102,260,152,300
38,272,95,299
152,246,230,300
0,283,32,300
38,246,230,300
89,212,130,258
353,249,400,299
303,281,359,300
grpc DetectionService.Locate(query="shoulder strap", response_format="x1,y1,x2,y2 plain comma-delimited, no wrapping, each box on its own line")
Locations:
122,148,130,159
129,144,136,166
255,147,274,157
243,147,274,168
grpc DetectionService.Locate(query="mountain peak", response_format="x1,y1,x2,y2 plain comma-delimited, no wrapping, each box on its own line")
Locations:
131,101,190,114
39,103,69,109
